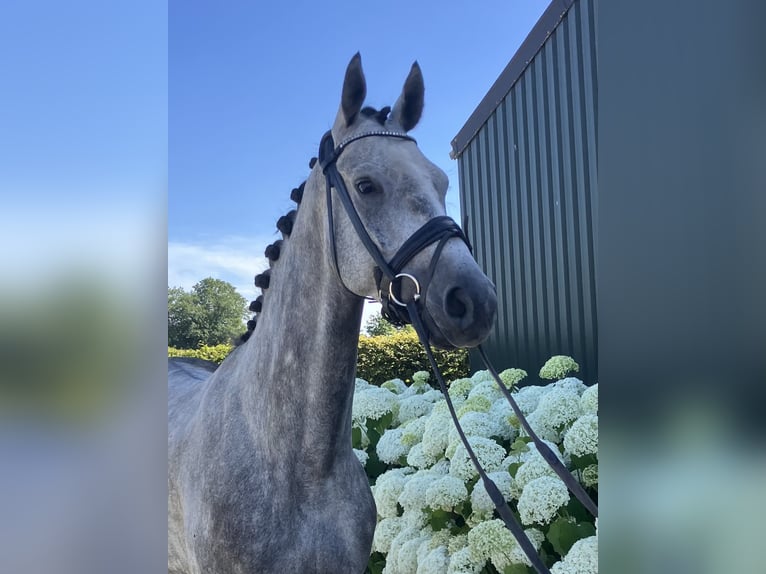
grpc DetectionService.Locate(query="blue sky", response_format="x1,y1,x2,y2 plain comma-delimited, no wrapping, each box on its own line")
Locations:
168,0,549,306
0,0,166,292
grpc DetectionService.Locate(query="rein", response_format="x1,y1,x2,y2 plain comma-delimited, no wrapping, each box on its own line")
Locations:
318,130,597,574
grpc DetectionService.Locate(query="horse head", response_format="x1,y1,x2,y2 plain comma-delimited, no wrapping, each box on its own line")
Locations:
313,53,497,349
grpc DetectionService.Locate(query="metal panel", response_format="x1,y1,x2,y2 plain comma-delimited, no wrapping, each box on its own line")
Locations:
456,0,597,383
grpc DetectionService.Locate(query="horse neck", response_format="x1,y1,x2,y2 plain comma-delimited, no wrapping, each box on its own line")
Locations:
234,179,364,473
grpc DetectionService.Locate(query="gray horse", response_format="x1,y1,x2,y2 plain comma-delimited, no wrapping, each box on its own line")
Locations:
168,54,497,573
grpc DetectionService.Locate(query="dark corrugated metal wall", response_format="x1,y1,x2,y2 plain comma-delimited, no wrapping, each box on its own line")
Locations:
458,0,597,382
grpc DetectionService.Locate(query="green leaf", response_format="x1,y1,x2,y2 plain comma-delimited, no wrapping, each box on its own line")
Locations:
546,516,596,557
570,453,597,470
510,438,531,454
455,500,473,520
563,497,595,524
428,508,452,531
366,426,381,448
365,450,389,482
373,411,394,434
366,552,386,574
351,426,362,449
504,564,535,574
507,461,522,478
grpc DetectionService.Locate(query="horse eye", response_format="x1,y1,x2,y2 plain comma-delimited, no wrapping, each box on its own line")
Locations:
354,179,378,195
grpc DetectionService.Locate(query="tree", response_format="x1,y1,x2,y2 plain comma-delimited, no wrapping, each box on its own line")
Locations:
168,278,248,349
363,313,413,337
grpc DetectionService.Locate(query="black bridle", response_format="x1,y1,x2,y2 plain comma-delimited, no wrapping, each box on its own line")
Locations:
318,129,597,574
319,129,470,327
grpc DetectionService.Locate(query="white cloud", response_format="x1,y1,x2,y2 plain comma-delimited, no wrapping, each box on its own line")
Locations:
168,236,270,301
169,236,390,334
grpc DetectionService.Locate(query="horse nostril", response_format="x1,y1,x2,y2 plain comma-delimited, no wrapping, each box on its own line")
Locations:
445,287,469,319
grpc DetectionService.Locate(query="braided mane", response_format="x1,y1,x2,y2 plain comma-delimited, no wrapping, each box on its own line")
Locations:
236,106,391,345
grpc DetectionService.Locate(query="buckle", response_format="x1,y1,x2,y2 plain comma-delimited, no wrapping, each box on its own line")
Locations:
388,273,421,307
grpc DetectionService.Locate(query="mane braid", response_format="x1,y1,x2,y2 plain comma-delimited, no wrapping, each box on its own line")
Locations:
235,171,310,345
238,100,390,345
360,105,391,126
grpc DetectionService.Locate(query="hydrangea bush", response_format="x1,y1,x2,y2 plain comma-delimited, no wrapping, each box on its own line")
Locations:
352,359,598,574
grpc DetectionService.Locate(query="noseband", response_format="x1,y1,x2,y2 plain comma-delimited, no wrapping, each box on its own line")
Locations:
318,129,596,574
318,129,470,328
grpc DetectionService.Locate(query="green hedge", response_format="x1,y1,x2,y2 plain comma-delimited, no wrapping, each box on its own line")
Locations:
356,331,469,386
168,332,469,386
168,344,232,364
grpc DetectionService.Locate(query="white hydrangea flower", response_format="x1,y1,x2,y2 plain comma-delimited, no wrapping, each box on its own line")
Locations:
417,546,449,574
522,409,561,442
467,519,517,568
447,533,468,555
372,515,403,554
377,466,415,483
456,395,492,418
504,437,561,470
399,394,435,424
512,384,547,415
467,380,502,403
488,399,517,441
527,438,567,462
446,546,482,574
373,468,412,518
353,386,399,424
445,439,460,461
581,464,598,488
471,370,494,383
563,414,598,457
499,368,527,388
552,376,587,395
448,411,498,450
382,378,408,394
507,528,546,567
355,377,373,391
550,535,598,574
407,442,438,469
377,427,410,464
421,409,452,460
539,355,579,380
353,448,368,467
415,536,435,570
518,475,570,525
398,470,438,511
580,383,598,415
423,528,452,553
401,415,429,446
512,449,559,498
421,389,443,402
429,458,451,476
534,386,583,429
396,534,429,574
447,378,474,400
425,475,468,511
412,370,431,385
402,508,429,530
449,437,506,481
470,471,513,514
387,526,423,573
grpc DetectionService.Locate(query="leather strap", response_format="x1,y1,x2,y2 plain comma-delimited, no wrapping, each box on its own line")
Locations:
407,301,552,574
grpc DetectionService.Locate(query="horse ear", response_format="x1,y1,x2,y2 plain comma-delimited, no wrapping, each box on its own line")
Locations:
391,61,424,132
339,52,366,127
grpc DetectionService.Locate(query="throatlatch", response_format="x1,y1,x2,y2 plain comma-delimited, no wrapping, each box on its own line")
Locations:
318,129,597,574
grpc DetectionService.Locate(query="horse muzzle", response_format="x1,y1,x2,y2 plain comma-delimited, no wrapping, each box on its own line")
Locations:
422,267,497,350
